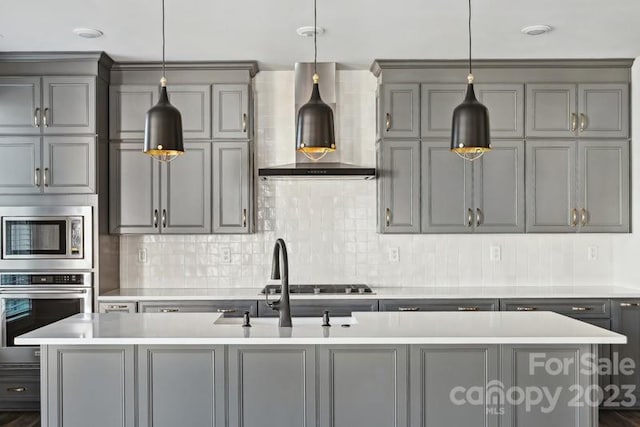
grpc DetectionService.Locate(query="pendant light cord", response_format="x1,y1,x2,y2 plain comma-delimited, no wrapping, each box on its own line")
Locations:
314,0,317,75
468,0,472,76
162,0,166,79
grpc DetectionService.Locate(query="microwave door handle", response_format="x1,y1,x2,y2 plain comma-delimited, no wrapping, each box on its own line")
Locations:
0,289,88,296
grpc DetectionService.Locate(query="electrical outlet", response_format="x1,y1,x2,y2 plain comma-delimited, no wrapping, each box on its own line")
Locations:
221,247,231,263
587,246,598,261
137,248,148,264
489,245,502,262
388,247,399,263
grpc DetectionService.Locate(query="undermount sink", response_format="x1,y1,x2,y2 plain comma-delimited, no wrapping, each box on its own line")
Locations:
213,316,358,326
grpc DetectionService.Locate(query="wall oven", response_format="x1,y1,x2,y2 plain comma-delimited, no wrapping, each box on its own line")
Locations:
0,272,92,366
0,206,92,270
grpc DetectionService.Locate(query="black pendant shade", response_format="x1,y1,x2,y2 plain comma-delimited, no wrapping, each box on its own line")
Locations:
296,74,336,158
450,82,490,161
143,83,184,162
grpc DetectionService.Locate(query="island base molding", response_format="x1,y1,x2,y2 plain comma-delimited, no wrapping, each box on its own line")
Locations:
39,343,600,427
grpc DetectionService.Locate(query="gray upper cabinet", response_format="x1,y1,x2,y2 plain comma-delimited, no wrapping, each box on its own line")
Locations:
0,136,41,194
167,85,212,140
160,142,212,234
382,83,420,138
475,84,524,138
578,84,629,138
213,84,250,139
578,140,629,232
212,141,251,233
420,84,465,138
109,85,158,140
110,142,161,234
42,77,95,135
379,140,420,233
42,136,96,194
473,141,525,233
526,140,577,232
526,84,577,138
0,77,41,135
421,140,472,233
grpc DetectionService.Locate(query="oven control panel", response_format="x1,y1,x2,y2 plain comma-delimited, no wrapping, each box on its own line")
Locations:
0,272,91,287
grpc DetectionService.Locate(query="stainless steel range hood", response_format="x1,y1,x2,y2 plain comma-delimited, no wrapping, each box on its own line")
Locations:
258,62,376,181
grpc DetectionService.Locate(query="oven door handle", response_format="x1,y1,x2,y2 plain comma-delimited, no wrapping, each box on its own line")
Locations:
0,289,89,295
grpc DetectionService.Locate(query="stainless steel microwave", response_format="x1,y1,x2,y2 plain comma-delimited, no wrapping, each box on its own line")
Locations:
0,206,92,270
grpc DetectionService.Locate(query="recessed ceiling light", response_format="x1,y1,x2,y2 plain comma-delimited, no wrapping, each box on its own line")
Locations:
296,26,325,37
521,25,552,36
72,28,104,39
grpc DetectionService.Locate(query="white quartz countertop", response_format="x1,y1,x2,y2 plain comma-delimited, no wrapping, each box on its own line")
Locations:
98,285,640,301
15,311,626,346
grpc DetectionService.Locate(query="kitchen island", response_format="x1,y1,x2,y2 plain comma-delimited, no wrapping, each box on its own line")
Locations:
17,311,626,427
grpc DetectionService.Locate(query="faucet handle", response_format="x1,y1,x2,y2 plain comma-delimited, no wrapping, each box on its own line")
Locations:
242,311,252,328
322,310,331,327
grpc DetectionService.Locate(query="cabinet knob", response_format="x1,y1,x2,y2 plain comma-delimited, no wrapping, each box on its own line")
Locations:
475,208,482,226
162,209,167,228
385,113,391,131
43,167,49,187
34,168,40,187
6,387,27,393
242,208,247,228
579,113,587,132
43,108,49,128
153,209,159,228
242,113,247,133
580,208,588,227
570,113,578,132
467,208,473,227
571,208,578,227
34,108,40,128
385,208,391,227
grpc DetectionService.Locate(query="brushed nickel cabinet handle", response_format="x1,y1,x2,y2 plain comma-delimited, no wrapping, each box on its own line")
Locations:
620,303,640,308
160,308,179,313
571,113,578,132
385,208,391,227
43,167,49,187
385,113,391,131
153,209,158,228
476,208,482,226
43,108,49,127
34,168,40,187
571,208,578,227
571,306,592,312
34,108,40,127
107,304,129,310
516,307,536,311
6,387,27,393
217,308,237,314
398,307,420,312
579,113,586,132
162,209,167,228
467,208,473,227
458,307,480,311
242,209,247,228
242,113,247,132
580,208,587,226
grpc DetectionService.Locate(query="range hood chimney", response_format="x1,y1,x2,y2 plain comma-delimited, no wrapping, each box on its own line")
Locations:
258,62,375,180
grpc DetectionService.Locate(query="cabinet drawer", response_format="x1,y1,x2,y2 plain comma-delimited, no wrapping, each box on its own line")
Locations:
138,300,258,317
500,299,610,318
99,302,137,313
379,299,498,312
0,376,40,401
258,300,378,318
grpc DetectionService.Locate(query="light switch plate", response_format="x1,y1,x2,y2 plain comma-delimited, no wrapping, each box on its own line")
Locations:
221,247,231,263
137,248,148,264
587,246,598,261
489,245,502,262
388,247,400,263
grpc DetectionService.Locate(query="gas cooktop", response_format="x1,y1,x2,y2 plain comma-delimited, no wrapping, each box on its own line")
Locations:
260,284,374,295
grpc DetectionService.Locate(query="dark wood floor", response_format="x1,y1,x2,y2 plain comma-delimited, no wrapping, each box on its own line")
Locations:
0,411,639,426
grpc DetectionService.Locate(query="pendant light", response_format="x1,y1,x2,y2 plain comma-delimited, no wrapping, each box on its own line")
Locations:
450,0,491,162
143,0,184,162
295,0,336,161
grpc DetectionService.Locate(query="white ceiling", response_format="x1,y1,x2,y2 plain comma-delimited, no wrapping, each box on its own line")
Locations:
1,0,640,69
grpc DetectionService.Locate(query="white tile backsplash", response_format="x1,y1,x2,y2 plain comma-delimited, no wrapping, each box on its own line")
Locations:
120,69,628,289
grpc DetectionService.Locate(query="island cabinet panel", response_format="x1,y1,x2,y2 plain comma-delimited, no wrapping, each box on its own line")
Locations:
499,299,610,319
501,345,595,427
258,299,378,317
379,299,498,312
410,345,499,427
227,346,316,427
611,300,640,408
318,345,408,427
138,346,225,427
44,345,135,427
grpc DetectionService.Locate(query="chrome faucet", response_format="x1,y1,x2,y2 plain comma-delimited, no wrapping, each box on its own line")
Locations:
265,238,292,327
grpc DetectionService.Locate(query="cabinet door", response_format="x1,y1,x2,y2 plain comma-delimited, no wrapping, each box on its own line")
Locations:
212,142,251,233
228,346,316,427
212,84,250,139
42,77,95,134
0,77,41,134
109,142,160,234
611,300,640,408
0,136,41,194
420,84,465,138
42,136,96,194
577,140,629,232
161,142,212,234
475,84,524,138
319,346,408,427
109,85,158,139
167,85,212,139
138,346,225,427
473,141,525,233
578,83,629,138
379,140,420,233
526,84,577,137
421,141,472,233
382,83,420,138
525,141,577,232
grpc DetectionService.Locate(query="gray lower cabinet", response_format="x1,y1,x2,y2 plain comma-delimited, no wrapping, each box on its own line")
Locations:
0,136,41,194
212,84,250,139
98,302,137,313
44,345,136,427
166,85,212,139
258,299,378,318
318,345,408,427
109,85,158,139
611,300,640,408
138,300,258,317
42,76,96,135
42,136,96,193
380,299,498,312
0,77,41,134
228,345,316,427
212,141,252,233
138,346,225,427
0,369,40,411
382,83,420,138
378,140,420,233
411,345,499,427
